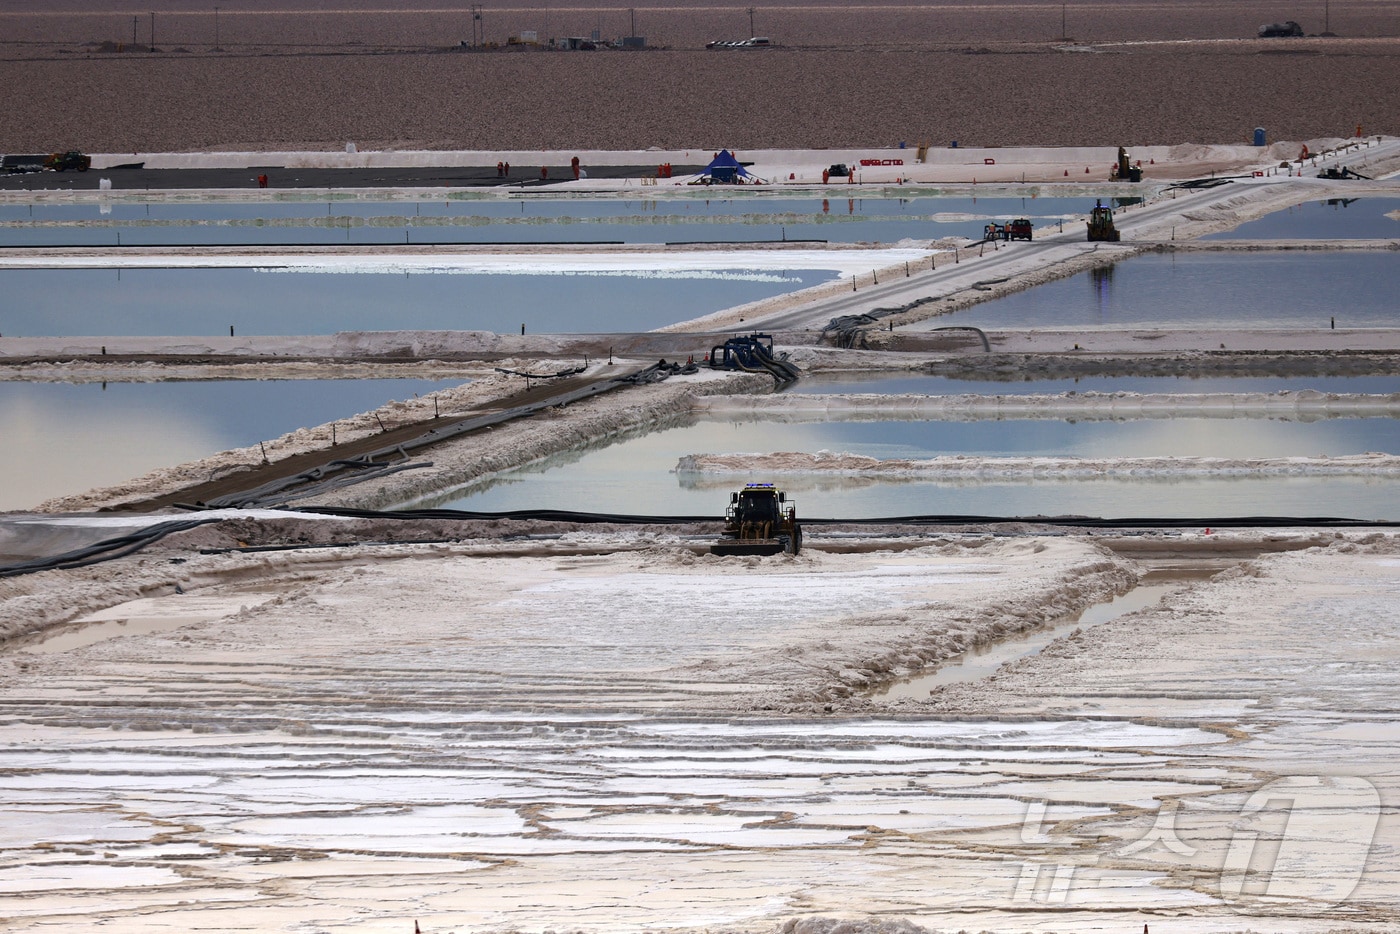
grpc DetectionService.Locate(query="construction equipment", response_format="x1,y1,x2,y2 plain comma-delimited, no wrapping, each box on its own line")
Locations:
708,333,801,383
1111,147,1142,182
1319,166,1372,180
1087,200,1121,242
711,483,802,556
984,218,1033,242
44,151,91,172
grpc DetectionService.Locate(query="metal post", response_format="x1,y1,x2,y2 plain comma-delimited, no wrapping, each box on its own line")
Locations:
748,5,755,35
150,11,155,50
214,6,219,50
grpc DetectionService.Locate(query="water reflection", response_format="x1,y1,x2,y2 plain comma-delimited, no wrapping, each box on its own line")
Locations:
919,252,1399,330
419,414,1400,520
0,378,462,511
0,267,833,336
0,195,1107,248
1203,197,1400,240
792,373,1400,395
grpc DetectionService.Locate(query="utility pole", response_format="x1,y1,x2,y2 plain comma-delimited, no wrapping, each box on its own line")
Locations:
1325,0,1331,33
748,5,755,36
629,6,635,35
149,11,155,51
471,4,482,45
213,6,220,50
1061,3,1067,39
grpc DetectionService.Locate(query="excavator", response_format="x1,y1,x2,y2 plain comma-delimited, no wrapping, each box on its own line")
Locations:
1110,146,1143,182
1087,200,1121,242
711,483,803,556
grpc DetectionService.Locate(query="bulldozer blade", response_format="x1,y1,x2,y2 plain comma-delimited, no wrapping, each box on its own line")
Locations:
710,539,786,557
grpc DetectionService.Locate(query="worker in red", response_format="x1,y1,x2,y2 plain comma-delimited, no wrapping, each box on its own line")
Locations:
571,155,581,180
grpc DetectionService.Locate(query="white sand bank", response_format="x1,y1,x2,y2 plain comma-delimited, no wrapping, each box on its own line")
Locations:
677,450,1400,479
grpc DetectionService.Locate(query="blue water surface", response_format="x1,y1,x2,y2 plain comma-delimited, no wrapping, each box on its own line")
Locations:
1204,197,1400,240
0,195,1100,247
0,378,464,511
922,252,1399,330
420,414,1400,520
0,267,834,336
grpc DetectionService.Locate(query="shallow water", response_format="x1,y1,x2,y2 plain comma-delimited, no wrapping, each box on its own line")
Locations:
0,195,1098,247
1204,197,1400,240
919,252,1399,330
0,266,833,336
0,378,462,510
792,373,1400,396
419,414,1400,520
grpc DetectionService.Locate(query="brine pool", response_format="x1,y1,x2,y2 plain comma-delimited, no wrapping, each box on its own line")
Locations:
794,373,1400,395
0,266,837,337
5,249,1398,338
0,378,462,511
914,251,1399,331
415,411,1400,520
0,195,1101,248
7,373,1397,516
1203,196,1400,240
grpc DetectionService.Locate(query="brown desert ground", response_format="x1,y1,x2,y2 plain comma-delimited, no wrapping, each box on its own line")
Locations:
0,0,1397,152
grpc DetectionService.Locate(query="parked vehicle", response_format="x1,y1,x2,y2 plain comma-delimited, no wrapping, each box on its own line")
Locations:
44,151,91,172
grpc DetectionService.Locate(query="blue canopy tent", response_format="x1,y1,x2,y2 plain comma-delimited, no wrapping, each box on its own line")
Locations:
691,149,765,185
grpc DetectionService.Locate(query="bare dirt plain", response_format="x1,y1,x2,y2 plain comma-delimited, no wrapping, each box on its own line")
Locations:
0,0,1397,152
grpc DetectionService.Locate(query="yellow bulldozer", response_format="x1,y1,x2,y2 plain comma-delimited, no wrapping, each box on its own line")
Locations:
711,483,803,556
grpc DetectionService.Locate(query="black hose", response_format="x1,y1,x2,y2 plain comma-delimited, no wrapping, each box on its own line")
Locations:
4,507,1394,581
291,505,1400,529
0,518,220,579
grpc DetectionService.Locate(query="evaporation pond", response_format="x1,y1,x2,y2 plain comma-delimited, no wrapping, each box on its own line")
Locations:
913,251,1398,330
0,266,833,336
1203,197,1400,240
417,413,1400,520
0,378,462,510
792,373,1400,395
0,195,1102,247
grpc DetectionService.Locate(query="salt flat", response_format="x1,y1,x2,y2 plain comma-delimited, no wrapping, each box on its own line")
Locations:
1,135,1398,932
